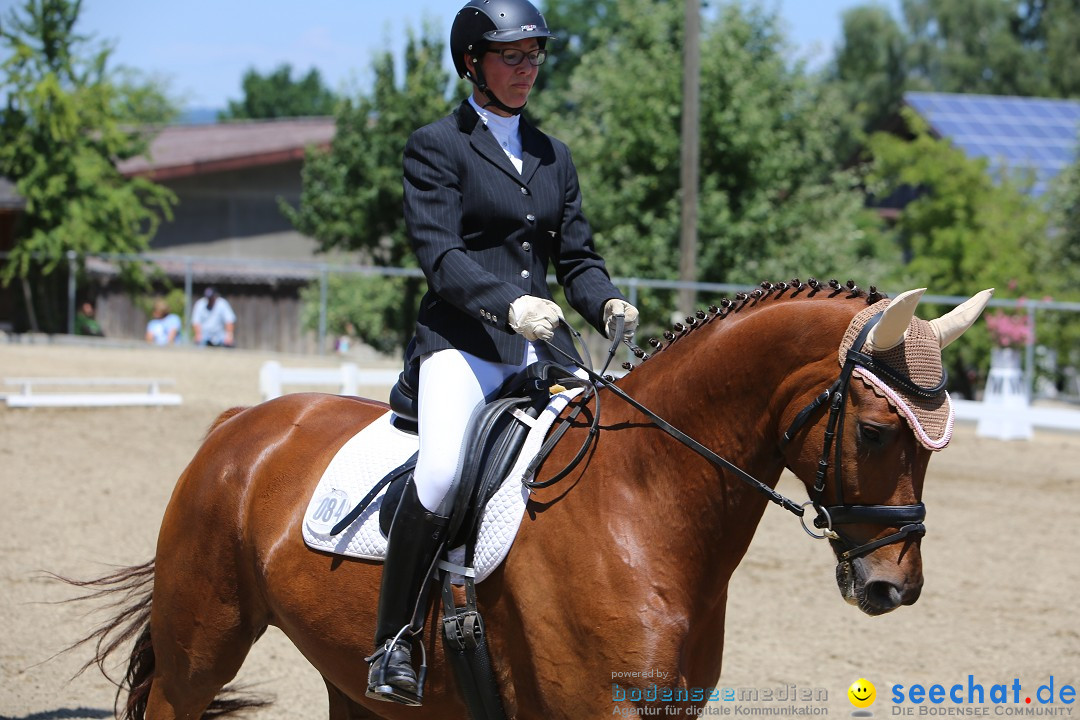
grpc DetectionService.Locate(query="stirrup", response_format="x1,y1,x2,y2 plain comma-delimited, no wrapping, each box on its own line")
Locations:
365,629,427,706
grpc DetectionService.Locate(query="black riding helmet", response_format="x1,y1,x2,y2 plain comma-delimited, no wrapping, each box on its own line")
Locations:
451,0,556,115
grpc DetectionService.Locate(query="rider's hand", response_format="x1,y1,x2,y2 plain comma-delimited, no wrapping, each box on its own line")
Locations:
603,299,639,340
508,295,564,342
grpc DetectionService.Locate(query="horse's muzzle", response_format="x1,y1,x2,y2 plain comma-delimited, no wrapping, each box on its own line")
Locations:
836,558,923,616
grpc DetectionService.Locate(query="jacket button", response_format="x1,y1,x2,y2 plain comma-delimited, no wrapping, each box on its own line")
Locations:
520,270,530,279
520,187,529,195
525,213,535,222
522,241,531,251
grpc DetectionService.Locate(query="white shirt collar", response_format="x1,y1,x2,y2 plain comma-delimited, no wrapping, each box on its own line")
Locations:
469,96,523,174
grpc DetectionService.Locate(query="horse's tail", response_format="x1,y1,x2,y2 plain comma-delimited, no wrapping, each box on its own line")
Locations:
55,560,270,720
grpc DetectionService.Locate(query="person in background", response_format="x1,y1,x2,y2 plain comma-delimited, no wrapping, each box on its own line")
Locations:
191,287,236,347
74,301,104,337
145,298,182,346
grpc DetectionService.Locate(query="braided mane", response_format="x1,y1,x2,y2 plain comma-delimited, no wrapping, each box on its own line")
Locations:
618,277,887,375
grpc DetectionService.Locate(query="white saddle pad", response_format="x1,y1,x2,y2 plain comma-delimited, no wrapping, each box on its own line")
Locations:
302,388,582,583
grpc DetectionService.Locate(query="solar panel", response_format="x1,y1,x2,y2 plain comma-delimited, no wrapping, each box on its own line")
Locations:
905,91,1080,197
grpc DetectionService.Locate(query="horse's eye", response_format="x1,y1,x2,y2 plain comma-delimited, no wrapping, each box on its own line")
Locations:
859,423,885,446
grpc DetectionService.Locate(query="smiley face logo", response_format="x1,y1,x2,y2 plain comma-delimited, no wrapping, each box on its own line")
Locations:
848,678,876,709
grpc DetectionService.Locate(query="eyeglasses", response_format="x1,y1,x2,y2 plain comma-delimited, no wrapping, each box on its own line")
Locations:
487,48,547,67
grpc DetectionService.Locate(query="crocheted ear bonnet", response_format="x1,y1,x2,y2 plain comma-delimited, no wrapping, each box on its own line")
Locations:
839,300,954,450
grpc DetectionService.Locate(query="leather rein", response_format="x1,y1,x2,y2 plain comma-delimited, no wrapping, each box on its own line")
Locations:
540,311,943,562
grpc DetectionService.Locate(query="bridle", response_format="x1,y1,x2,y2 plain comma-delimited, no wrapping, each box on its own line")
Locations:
542,310,946,563
780,312,945,562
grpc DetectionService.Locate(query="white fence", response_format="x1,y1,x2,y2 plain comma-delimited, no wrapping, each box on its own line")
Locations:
259,362,399,401
4,377,182,408
953,400,1080,434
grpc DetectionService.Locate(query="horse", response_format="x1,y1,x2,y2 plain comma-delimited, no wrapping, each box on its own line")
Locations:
66,279,991,719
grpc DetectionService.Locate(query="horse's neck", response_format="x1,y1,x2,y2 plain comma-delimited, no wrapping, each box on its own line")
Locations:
595,301,846,585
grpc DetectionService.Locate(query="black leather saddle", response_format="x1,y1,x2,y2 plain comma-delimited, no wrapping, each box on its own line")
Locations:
379,358,575,548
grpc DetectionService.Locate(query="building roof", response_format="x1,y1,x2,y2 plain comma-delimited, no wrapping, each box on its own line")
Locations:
116,116,336,181
904,91,1080,197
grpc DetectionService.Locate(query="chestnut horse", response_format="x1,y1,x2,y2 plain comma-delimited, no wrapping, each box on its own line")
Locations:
69,281,990,719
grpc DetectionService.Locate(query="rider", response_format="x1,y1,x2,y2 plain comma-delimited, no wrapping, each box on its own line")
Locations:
366,0,640,705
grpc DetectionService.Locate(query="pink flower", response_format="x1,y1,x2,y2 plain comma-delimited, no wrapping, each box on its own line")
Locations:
985,310,1032,348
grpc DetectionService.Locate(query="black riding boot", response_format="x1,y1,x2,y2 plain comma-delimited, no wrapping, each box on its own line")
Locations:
366,478,449,705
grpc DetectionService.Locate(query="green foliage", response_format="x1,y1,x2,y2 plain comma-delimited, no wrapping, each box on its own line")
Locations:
833,5,908,145
532,0,890,305
299,273,413,356
532,0,684,281
1041,145,1080,382
867,109,1050,297
833,0,1080,137
533,0,619,97
111,67,182,125
219,63,338,120
865,109,1057,392
0,0,177,329
902,0,1037,96
283,24,455,351
1047,146,1080,290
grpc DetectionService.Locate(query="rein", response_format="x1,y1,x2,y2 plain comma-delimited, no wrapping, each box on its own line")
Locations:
539,310,944,562
538,319,806,516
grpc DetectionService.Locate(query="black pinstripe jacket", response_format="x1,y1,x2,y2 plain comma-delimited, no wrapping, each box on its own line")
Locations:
404,100,626,366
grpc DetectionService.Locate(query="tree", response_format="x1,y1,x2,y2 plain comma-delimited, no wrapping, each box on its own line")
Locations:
1042,142,1080,381
219,63,338,120
867,110,1049,296
1048,144,1080,280
532,0,890,301
903,0,1041,96
533,0,619,97
0,0,177,332
865,109,1053,395
833,5,909,145
831,0,1080,134
111,66,181,125
283,24,455,352
1014,0,1080,97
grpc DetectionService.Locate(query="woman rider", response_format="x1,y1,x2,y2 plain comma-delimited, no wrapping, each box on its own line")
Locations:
367,0,640,705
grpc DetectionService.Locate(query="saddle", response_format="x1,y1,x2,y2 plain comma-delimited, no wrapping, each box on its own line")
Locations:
378,358,574,547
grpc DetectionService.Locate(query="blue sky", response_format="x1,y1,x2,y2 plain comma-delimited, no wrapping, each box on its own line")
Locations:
4,0,901,110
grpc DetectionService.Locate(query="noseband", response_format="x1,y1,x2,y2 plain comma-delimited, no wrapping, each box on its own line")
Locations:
781,313,945,562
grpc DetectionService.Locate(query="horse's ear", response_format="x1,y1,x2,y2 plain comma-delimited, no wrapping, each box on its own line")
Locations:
929,288,995,349
866,288,926,351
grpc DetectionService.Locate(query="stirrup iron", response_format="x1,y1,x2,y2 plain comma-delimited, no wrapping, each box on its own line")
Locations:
366,626,428,706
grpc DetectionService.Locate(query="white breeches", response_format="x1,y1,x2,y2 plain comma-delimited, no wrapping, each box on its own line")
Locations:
414,343,567,513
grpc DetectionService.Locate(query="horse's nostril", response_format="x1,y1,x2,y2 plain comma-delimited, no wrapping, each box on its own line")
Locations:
865,580,903,612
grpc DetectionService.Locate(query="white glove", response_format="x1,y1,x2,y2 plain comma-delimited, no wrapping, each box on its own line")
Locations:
508,295,564,342
604,298,639,340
